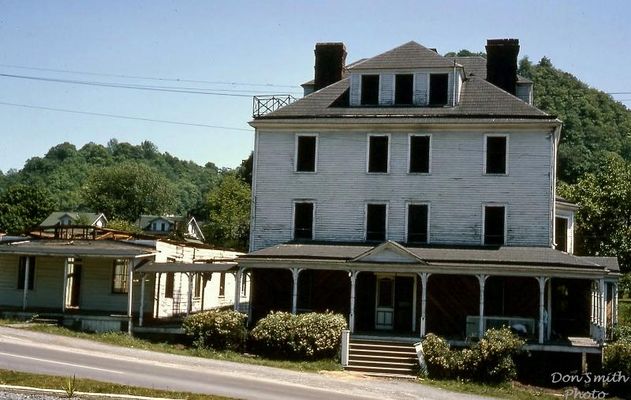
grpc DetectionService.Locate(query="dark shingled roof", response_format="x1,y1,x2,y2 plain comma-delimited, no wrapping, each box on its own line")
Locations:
0,239,155,258
579,256,620,272
446,56,532,83
350,41,456,70
242,242,612,271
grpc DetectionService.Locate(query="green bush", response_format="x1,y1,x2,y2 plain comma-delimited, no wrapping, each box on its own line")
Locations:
249,311,347,359
604,340,631,377
182,309,247,351
612,324,631,342
422,328,524,382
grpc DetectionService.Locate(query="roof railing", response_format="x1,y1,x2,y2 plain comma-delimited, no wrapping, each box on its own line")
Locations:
252,95,295,118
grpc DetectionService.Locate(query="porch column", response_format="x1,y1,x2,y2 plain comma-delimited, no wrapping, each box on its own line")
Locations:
127,259,135,335
154,272,161,318
139,273,146,327
186,272,194,315
418,272,431,337
613,282,619,326
477,274,489,338
537,276,548,344
600,279,607,340
546,278,552,340
290,267,303,314
348,271,359,333
233,268,242,312
412,274,417,332
22,257,30,311
61,258,69,312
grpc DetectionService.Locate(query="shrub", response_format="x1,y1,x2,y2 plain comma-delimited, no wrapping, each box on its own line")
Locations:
422,328,524,382
183,309,247,351
604,340,631,377
612,324,631,342
249,311,347,359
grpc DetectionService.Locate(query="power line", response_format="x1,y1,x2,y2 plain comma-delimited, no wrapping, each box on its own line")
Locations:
0,101,253,131
0,63,300,89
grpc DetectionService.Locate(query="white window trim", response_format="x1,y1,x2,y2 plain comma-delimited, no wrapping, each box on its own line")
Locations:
483,133,510,175
407,133,432,174
405,201,431,244
393,73,415,106
428,73,449,107
366,133,391,174
364,202,389,241
294,133,319,173
482,203,508,246
360,74,381,106
292,200,316,241
554,215,571,252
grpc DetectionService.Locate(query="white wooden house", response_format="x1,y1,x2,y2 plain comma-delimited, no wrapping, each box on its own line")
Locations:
240,40,620,374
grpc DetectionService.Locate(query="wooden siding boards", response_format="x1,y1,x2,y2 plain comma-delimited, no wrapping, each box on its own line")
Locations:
251,130,552,251
413,73,428,105
349,74,361,106
379,73,394,105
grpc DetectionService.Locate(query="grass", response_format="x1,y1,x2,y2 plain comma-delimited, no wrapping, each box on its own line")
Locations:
9,323,342,373
420,379,561,400
0,369,230,399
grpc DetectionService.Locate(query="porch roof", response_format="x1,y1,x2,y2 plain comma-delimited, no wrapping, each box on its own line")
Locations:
136,261,237,273
0,239,155,258
241,242,615,272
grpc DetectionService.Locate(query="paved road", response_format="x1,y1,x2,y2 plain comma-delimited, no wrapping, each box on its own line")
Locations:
0,326,492,400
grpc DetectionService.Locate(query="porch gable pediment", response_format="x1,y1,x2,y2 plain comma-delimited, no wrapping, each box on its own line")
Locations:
351,241,427,264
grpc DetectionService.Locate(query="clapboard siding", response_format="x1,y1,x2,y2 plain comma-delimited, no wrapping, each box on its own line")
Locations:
0,256,65,308
251,130,552,251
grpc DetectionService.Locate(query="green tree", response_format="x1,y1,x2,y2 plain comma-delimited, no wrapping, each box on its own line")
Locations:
204,174,251,250
0,183,55,234
83,162,176,222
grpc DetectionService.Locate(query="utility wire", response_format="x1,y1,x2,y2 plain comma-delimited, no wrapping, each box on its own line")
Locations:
0,63,300,89
0,101,252,131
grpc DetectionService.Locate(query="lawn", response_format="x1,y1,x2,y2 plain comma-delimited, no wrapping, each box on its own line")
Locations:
421,379,561,400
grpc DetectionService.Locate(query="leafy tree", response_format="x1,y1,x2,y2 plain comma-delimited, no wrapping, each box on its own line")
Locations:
106,218,143,234
0,183,55,234
83,162,176,222
444,49,486,58
236,152,253,186
204,174,251,250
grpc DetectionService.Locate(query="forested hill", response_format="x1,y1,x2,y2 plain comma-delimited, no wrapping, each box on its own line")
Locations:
0,139,222,217
517,57,631,183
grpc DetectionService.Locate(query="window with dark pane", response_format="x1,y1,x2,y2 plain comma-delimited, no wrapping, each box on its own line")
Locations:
219,272,226,296
395,74,413,105
484,206,505,245
409,135,430,173
361,74,379,105
555,217,568,252
366,204,387,241
407,204,428,243
294,202,314,240
368,135,388,173
111,259,128,294
296,136,316,172
486,136,507,174
165,272,174,298
17,256,35,290
429,74,448,106
377,278,394,307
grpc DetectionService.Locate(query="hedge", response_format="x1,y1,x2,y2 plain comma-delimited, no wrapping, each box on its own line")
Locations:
182,309,247,351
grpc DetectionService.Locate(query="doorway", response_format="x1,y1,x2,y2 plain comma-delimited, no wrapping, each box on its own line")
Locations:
374,274,416,332
65,258,82,308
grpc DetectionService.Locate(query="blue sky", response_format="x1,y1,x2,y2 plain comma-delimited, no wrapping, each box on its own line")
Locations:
1,1,629,172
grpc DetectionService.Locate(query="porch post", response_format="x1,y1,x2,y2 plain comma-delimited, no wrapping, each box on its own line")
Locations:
22,257,30,311
61,258,69,312
139,273,146,327
613,282,619,326
537,276,548,344
154,272,161,318
127,259,134,335
290,267,303,314
348,270,359,333
477,274,488,338
418,272,431,337
600,279,607,340
412,274,417,332
547,278,552,340
186,272,194,315
233,268,242,312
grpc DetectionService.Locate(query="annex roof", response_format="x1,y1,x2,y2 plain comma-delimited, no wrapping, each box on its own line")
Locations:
136,261,237,273
0,239,155,258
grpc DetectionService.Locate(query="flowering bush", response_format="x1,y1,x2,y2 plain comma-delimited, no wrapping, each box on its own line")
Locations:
249,311,347,359
183,309,247,351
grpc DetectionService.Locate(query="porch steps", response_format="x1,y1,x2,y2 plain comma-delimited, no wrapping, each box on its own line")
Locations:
345,338,418,377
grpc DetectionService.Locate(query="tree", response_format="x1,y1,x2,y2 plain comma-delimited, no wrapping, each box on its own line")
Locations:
0,184,55,234
236,152,253,186
563,156,631,272
204,174,251,250
83,162,176,222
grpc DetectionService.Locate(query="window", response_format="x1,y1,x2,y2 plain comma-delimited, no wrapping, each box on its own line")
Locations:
295,135,317,172
219,272,226,297
194,273,203,298
17,256,35,290
555,217,568,252
407,204,429,243
366,203,387,241
429,74,448,106
485,135,508,174
395,74,413,105
368,135,389,173
361,74,379,105
161,222,167,231
240,273,248,297
293,202,314,240
409,135,430,173
484,205,506,245
165,272,174,298
111,259,128,294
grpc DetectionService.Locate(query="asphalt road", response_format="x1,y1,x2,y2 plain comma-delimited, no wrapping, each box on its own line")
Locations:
0,326,491,400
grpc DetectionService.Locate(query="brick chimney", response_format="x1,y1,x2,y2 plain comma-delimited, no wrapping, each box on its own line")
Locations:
314,42,346,91
485,39,519,95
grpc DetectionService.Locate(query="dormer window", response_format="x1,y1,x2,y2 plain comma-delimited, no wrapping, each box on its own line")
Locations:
429,74,448,106
361,75,379,105
395,74,413,105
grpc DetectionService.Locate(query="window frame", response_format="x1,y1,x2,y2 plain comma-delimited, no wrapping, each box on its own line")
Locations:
394,73,414,106
365,202,388,242
193,273,203,298
111,259,129,294
428,73,449,106
360,74,380,106
366,133,391,174
555,216,569,252
218,272,226,297
294,133,319,173
164,272,175,299
482,203,507,246
292,200,316,241
483,134,509,175
405,202,430,244
407,133,432,174
17,256,36,291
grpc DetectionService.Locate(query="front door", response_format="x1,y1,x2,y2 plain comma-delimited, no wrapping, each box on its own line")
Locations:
394,276,414,332
375,276,394,330
66,259,82,308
